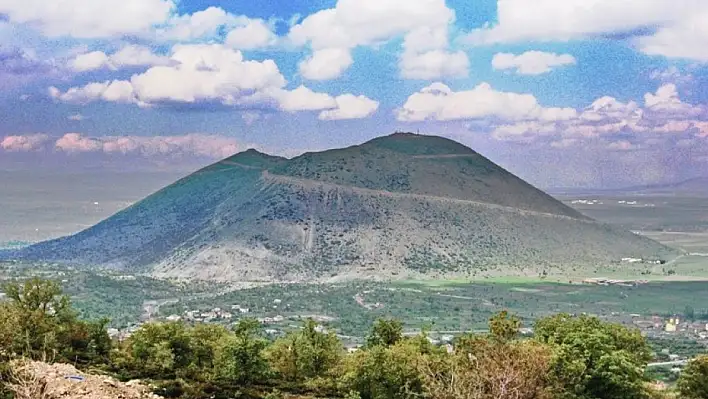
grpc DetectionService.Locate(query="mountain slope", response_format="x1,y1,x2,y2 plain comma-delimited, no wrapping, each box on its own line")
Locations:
5,133,676,281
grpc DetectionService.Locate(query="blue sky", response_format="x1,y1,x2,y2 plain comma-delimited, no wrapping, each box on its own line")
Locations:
1,0,708,188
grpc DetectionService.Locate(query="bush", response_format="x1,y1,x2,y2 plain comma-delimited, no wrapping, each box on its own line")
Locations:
0,278,111,365
213,318,270,386
267,319,343,383
365,319,404,348
535,314,653,399
341,335,439,399
678,355,708,399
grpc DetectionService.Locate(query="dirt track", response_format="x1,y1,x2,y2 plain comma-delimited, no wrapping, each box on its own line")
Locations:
261,170,595,223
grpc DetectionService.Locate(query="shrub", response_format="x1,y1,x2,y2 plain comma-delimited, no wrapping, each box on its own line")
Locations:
678,355,708,399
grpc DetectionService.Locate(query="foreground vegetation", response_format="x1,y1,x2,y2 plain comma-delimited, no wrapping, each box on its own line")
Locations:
2,278,708,398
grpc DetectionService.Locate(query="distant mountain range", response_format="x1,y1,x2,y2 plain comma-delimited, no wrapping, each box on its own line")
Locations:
2,133,676,282
548,177,708,197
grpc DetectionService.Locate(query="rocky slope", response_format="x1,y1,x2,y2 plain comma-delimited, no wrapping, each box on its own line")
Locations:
5,361,161,399
4,133,677,281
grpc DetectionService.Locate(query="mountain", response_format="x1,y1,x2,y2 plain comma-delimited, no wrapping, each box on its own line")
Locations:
4,133,676,282
617,177,708,196
548,177,708,197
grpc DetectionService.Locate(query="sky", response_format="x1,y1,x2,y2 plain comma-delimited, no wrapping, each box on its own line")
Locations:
1,0,708,188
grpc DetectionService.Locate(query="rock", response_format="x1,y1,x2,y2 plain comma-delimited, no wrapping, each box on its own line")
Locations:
10,361,163,399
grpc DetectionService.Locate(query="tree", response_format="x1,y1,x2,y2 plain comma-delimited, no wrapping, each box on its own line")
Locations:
366,319,404,348
534,314,652,399
488,311,521,342
213,318,270,386
0,278,110,364
267,319,343,382
420,336,553,399
342,331,440,399
678,355,708,399
119,322,192,379
184,323,229,381
342,340,425,399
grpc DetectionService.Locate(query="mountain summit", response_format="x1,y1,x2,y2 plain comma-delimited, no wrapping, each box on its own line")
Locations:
7,133,674,281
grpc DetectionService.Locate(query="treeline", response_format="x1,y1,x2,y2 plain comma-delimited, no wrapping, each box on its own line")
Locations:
2,278,708,399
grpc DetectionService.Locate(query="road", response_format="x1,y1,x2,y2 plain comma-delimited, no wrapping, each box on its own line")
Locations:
646,360,688,368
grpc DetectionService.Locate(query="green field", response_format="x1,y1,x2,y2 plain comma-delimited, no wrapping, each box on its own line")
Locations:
158,279,708,338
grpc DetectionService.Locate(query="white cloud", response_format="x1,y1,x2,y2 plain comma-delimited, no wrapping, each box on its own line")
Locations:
492,51,576,75
644,83,705,119
131,44,285,104
319,94,380,120
52,133,243,158
0,0,175,38
52,43,379,119
49,80,137,104
397,82,577,122
225,19,277,50
111,46,173,68
157,6,233,41
484,84,708,147
298,48,354,81
70,45,172,72
637,10,708,62
490,121,558,142
54,45,285,107
67,113,86,121
274,86,378,119
465,0,693,44
466,0,708,63
290,0,465,79
70,51,112,72
0,134,49,151
275,85,337,112
157,6,277,48
399,49,469,80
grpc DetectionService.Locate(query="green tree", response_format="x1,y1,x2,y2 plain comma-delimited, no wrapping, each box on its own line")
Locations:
0,278,111,365
366,319,404,348
678,355,708,399
119,322,192,379
213,318,269,386
488,310,521,341
184,323,229,380
535,314,652,399
342,333,440,399
267,319,343,382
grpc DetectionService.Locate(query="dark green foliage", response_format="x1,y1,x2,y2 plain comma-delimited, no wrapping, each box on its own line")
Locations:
678,355,708,399
214,319,270,385
119,322,194,379
342,338,434,399
535,314,653,399
0,277,682,399
266,319,342,382
365,319,404,348
0,278,111,365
